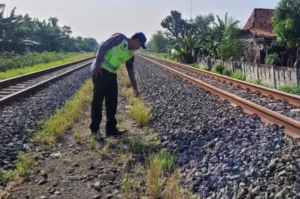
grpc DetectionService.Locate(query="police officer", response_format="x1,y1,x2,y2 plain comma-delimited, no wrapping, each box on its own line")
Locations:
89,32,147,138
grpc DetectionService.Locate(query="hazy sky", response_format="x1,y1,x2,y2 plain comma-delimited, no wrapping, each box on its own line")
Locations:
2,0,280,43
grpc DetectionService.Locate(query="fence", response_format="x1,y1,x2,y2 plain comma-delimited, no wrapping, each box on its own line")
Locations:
197,57,300,88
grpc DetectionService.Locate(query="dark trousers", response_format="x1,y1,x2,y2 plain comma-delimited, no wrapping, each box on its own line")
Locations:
89,69,118,133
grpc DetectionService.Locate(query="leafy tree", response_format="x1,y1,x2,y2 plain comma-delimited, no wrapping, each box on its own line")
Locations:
0,5,98,53
271,0,300,47
147,31,168,52
217,19,244,59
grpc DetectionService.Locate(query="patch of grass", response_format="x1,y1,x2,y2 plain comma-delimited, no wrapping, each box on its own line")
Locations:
73,130,83,143
278,85,300,95
3,152,35,181
230,71,245,80
252,79,262,85
123,172,131,199
128,100,152,127
124,74,131,88
162,170,194,199
89,136,96,149
34,80,92,145
128,134,159,154
200,65,208,71
146,154,164,199
123,172,142,199
122,88,134,99
59,155,70,163
160,150,177,172
0,53,94,79
100,143,110,157
189,63,199,68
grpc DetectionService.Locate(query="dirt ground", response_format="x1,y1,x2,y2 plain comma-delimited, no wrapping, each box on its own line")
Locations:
5,83,158,199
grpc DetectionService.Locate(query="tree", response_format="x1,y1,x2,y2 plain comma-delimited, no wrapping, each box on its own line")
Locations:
0,5,98,53
218,25,244,59
271,0,300,47
147,31,168,52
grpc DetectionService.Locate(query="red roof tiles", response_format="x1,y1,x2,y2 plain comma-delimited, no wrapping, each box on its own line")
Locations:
243,8,275,38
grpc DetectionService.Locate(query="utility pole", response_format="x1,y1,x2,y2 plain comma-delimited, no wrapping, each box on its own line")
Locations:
190,0,193,20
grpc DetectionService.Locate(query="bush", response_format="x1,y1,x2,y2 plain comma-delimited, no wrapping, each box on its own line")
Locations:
278,85,300,95
253,79,262,85
0,51,85,72
200,65,208,70
223,69,232,76
189,63,199,68
212,61,223,74
265,53,280,65
230,72,245,80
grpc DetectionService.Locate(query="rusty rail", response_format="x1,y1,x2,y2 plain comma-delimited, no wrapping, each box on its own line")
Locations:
0,57,94,106
137,54,300,139
139,54,300,107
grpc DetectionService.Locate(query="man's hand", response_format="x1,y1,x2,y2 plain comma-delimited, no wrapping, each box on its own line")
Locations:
134,90,141,99
93,65,102,78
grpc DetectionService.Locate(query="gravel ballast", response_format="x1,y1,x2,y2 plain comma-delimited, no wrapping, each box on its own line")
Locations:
148,56,300,122
0,66,92,176
135,57,300,199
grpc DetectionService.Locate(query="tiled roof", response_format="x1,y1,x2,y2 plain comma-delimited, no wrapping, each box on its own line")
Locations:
243,8,275,38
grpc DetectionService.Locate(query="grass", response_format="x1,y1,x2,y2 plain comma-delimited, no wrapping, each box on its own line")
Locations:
252,79,262,85
89,136,96,149
124,73,132,88
128,134,159,154
59,155,70,163
73,130,84,143
119,65,194,198
160,150,177,172
146,154,164,199
0,53,94,79
3,79,93,181
145,151,191,199
128,100,152,127
230,71,245,80
120,66,152,127
200,65,208,71
278,85,300,95
100,143,110,157
123,172,141,199
162,170,194,199
34,79,93,145
189,63,199,68
3,152,35,181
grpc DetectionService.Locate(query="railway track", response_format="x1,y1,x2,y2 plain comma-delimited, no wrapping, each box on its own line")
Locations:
137,54,300,139
0,57,95,106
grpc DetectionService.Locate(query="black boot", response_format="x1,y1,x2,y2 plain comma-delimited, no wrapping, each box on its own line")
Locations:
105,128,126,137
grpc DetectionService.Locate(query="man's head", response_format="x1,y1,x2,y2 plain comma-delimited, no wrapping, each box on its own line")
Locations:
129,32,147,50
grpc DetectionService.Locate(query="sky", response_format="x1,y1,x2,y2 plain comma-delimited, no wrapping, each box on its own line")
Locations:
2,0,281,43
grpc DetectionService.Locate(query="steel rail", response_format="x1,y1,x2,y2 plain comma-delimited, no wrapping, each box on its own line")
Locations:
137,54,300,139
0,57,94,106
138,54,300,107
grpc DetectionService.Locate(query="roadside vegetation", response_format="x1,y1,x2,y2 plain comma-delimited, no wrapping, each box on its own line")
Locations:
0,52,94,79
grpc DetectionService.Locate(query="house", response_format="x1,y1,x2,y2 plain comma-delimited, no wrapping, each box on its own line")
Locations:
21,40,42,54
239,8,276,64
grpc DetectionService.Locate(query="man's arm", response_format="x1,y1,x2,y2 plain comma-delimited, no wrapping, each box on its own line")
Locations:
95,33,124,68
125,56,138,91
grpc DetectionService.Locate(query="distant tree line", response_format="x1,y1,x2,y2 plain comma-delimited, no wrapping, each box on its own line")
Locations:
0,4,99,53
